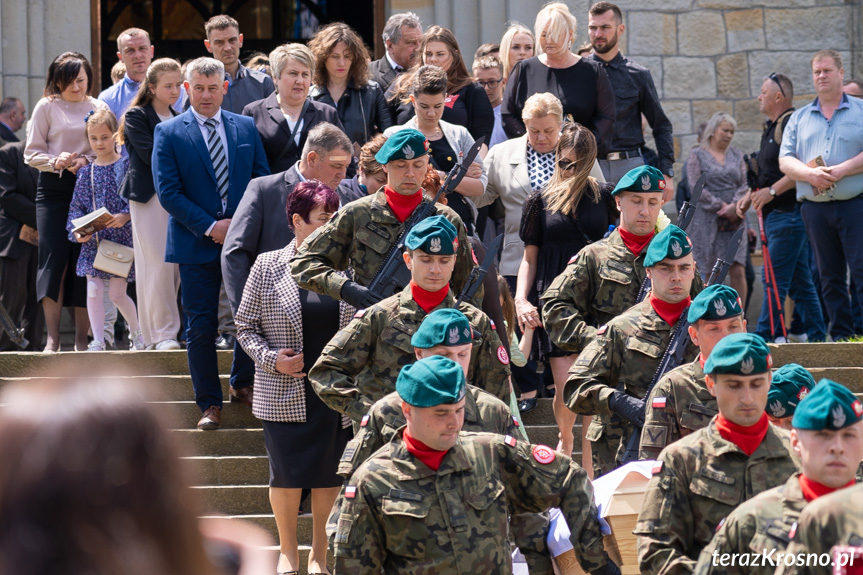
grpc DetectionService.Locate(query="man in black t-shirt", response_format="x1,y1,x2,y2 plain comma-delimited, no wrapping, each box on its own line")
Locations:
737,73,827,342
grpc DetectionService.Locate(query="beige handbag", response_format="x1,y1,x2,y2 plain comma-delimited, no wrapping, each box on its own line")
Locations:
89,164,134,278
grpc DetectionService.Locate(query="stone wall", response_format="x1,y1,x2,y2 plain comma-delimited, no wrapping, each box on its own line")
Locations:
391,0,863,177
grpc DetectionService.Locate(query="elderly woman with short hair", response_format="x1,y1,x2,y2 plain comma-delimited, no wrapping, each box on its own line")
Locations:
243,43,345,174
235,180,353,575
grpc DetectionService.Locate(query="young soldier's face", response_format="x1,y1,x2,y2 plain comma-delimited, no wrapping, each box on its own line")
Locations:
707,372,771,427
689,316,746,358
616,192,664,235
403,249,456,292
646,254,695,304
384,156,430,195
792,423,863,488
403,398,466,451
415,344,472,376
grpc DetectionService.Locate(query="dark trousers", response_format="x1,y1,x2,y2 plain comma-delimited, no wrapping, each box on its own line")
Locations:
230,338,255,389
0,247,44,351
800,196,863,340
179,259,224,411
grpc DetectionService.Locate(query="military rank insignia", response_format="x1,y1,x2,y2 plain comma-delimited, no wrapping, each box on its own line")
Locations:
345,485,357,499
532,445,555,464
504,435,517,447
360,414,370,427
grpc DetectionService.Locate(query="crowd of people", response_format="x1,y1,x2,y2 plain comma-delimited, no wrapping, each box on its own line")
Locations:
1,2,863,574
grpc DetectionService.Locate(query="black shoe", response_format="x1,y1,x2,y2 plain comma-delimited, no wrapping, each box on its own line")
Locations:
518,397,538,413
215,333,236,350
542,385,556,399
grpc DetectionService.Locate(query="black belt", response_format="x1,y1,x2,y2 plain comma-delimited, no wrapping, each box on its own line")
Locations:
605,149,642,161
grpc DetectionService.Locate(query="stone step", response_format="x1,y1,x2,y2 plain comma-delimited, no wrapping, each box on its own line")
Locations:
175,428,267,456
196,485,271,515
0,349,233,377
770,343,863,369
0,375,231,401
187,455,270,485
206,513,305,543
159,401,261,429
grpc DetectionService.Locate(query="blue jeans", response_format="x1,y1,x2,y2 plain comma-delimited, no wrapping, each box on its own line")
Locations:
179,259,224,411
801,195,863,340
756,207,827,341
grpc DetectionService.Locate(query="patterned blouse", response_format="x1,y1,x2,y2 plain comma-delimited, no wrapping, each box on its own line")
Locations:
527,144,556,192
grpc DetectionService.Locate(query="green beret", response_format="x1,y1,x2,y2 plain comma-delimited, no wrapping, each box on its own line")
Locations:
404,215,458,255
792,379,863,430
412,309,473,348
375,129,430,164
688,285,744,323
611,165,667,196
766,363,816,419
704,333,773,376
643,224,693,267
396,355,467,407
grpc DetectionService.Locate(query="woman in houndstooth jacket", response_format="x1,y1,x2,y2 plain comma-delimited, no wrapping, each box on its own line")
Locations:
235,180,353,575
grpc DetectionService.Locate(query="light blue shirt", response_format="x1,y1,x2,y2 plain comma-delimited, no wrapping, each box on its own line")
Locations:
780,93,863,202
490,104,508,149
98,73,185,119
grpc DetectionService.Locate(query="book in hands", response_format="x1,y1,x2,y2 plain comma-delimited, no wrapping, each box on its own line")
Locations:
71,207,113,238
806,155,836,196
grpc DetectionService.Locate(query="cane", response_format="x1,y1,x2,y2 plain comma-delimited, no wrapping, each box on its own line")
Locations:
757,211,788,340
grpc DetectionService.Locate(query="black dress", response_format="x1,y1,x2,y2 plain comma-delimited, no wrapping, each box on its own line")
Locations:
394,82,495,144
261,288,351,489
519,182,618,360
501,56,616,156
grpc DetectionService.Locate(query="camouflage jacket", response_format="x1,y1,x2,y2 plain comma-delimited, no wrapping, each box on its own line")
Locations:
338,385,519,478
640,359,718,460
290,190,478,304
635,419,800,575
775,483,863,575
694,472,807,575
331,431,612,574
309,286,511,422
564,299,699,476
541,229,703,355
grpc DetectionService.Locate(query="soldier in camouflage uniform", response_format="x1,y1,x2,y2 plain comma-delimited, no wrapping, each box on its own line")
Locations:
694,379,863,575
640,284,747,460
309,216,511,421
330,355,621,575
290,128,478,311
765,363,816,431
565,225,700,477
635,333,800,575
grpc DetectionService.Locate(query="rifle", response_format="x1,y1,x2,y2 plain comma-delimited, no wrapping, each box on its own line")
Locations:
455,233,503,307
635,175,706,303
367,137,485,301
619,227,744,464
0,299,28,349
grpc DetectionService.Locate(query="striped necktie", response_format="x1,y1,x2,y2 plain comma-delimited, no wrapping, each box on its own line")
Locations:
204,118,229,201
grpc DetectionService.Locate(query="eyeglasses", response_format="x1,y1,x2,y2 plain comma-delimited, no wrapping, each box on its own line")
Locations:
557,159,577,172
476,79,501,88
769,73,786,98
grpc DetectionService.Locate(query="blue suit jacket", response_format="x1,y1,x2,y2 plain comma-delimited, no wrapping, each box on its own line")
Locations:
153,109,270,264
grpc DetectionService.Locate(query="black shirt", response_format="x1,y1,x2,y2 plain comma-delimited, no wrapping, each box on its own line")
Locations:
758,108,797,216
394,82,494,144
589,53,674,174
428,136,474,233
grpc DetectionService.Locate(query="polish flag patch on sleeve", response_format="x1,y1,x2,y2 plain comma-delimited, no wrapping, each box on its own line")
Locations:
651,461,663,474
360,414,370,427
345,485,358,499
597,325,608,335
353,309,365,319
652,396,667,409
504,435,518,447
569,254,578,265
512,415,520,427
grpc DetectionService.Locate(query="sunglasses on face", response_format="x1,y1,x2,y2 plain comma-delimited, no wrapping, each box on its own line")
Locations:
769,73,786,98
557,159,576,172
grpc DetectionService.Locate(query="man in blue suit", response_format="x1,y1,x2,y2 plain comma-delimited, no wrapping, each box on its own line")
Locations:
154,57,269,430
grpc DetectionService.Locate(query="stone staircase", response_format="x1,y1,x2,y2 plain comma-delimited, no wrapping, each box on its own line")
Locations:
0,343,861,574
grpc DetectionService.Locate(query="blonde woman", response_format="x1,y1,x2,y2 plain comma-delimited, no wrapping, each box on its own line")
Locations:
501,2,615,155
516,122,617,456
499,22,535,80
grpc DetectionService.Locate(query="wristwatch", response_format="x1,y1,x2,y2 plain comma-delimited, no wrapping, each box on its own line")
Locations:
769,187,777,196
665,169,675,178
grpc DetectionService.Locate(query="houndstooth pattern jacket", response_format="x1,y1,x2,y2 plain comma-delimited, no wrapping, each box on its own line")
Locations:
236,239,354,423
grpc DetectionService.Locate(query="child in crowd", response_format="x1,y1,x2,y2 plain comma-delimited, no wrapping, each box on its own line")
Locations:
497,273,528,368
67,109,143,351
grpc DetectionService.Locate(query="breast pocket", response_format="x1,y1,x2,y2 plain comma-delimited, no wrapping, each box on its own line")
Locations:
381,497,432,559
595,261,635,314
380,324,414,355
465,476,508,536
690,466,743,543
679,403,718,433
356,226,392,255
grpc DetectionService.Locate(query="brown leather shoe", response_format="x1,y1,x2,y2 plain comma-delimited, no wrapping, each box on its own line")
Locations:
229,385,254,409
197,406,221,430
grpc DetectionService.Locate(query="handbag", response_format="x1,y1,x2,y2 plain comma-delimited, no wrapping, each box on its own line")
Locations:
89,164,134,278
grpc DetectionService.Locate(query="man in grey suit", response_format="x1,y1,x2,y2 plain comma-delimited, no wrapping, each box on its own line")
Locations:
222,122,352,314
369,12,422,93
0,99,26,145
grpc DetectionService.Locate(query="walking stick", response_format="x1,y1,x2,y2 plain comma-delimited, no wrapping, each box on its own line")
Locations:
757,211,788,340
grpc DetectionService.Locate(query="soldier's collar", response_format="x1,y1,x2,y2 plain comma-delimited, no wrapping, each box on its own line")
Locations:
400,285,456,315
391,432,473,479
708,418,789,459
607,230,641,260
780,472,808,520
463,387,481,424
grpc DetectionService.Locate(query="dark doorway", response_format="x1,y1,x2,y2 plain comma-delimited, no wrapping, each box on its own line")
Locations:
98,0,375,92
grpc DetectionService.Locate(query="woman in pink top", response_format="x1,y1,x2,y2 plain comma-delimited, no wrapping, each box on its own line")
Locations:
25,52,108,352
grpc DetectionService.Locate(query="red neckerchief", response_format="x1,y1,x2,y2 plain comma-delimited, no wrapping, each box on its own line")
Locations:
715,412,769,456
697,353,707,370
410,281,448,314
403,428,447,471
618,227,655,256
798,474,856,503
649,293,691,327
385,186,422,223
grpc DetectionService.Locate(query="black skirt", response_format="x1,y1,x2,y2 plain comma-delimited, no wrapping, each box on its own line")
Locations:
35,172,87,307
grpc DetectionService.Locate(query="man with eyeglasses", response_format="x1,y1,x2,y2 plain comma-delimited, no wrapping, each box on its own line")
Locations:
779,50,863,342
737,72,827,344
472,56,508,148
587,2,674,200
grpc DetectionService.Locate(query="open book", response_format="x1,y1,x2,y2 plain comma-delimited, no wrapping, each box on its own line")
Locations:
71,207,113,238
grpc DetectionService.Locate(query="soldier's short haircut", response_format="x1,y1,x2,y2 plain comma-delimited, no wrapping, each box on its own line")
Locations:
382,12,422,46
184,57,225,83
589,2,623,22
811,49,842,70
205,14,240,38
116,28,151,51
764,72,794,100
0,97,21,116
301,122,352,159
